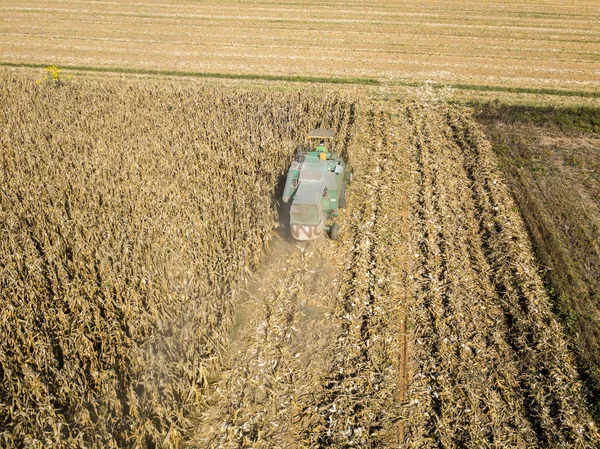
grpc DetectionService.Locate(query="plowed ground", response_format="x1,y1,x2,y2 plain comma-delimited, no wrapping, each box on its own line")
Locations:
191,99,599,447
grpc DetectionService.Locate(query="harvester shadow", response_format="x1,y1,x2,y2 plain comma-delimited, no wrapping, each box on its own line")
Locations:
274,171,295,243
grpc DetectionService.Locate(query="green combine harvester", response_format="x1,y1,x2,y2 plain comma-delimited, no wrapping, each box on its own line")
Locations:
282,129,352,241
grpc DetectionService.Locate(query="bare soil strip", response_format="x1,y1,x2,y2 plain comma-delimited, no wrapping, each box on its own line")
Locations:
475,105,600,421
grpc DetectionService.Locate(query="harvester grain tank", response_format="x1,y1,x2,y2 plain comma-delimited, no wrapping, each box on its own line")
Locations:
282,129,352,240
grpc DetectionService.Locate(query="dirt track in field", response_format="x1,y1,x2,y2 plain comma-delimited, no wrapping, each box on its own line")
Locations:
191,96,599,448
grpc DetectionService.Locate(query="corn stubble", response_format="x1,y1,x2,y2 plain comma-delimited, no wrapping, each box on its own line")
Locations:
403,100,599,447
1,69,598,448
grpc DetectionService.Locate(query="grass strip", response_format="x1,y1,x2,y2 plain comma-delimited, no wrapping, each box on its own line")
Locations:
4,61,599,98
452,83,600,98
393,79,600,98
0,61,380,86
471,100,600,133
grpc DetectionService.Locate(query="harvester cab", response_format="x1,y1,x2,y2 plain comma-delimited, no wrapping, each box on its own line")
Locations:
282,128,352,241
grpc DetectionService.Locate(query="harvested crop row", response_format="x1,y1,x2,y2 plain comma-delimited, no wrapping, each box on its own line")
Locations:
405,101,541,446
298,101,413,447
402,99,598,447
0,69,356,448
449,109,599,445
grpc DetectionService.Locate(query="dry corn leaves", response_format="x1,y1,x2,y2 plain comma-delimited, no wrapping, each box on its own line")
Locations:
0,70,598,448
0,69,355,448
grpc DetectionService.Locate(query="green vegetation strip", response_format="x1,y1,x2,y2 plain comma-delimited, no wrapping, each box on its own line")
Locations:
452,83,600,98
0,61,380,86
393,80,600,98
472,101,600,133
3,61,600,98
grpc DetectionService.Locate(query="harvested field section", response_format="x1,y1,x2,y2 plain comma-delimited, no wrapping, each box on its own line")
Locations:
401,100,599,447
2,0,600,91
0,69,356,448
475,103,600,420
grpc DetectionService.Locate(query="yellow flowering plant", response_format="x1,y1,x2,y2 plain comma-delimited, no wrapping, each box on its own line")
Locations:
37,65,72,86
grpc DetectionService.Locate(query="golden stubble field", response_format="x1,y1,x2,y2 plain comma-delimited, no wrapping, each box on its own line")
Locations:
1,68,599,447
1,0,600,92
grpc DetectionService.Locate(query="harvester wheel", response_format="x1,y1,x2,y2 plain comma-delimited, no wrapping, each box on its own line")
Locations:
330,223,339,240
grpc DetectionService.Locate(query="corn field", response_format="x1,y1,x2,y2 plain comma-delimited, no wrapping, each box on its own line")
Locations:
0,69,355,447
0,69,598,448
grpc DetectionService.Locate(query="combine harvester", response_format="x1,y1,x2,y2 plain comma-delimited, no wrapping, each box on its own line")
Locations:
282,129,352,240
